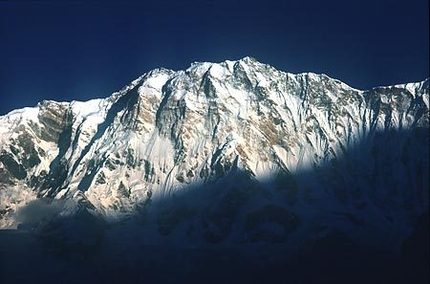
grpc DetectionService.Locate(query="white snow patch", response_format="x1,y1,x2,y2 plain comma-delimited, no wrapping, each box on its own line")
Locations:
170,89,187,102
256,72,269,87
138,73,170,99
70,98,105,117
209,64,228,79
3,106,39,122
225,60,235,72
422,92,429,108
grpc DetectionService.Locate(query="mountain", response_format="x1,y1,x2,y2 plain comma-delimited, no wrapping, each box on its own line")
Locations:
0,57,428,254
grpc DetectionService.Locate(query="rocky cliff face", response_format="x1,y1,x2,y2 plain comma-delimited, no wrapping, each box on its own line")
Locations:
0,57,428,249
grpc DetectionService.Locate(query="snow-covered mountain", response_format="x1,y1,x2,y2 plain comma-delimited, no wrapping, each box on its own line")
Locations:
0,57,428,251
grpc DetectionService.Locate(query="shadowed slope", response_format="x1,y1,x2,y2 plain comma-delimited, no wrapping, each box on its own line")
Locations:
2,126,427,284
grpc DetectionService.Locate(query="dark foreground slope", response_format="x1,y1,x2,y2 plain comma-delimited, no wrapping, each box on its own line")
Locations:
0,213,428,284
0,127,428,284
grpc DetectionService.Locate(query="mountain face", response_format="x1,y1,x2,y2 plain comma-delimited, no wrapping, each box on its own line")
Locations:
0,57,428,250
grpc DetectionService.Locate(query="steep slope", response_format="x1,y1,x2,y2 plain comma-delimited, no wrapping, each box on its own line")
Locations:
0,57,428,250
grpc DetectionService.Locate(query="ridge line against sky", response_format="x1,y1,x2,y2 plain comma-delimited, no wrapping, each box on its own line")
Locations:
0,0,428,115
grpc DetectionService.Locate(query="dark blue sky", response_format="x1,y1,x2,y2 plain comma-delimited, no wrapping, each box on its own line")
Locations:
0,0,428,115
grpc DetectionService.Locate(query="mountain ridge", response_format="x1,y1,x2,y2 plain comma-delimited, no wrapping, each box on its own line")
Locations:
0,58,428,253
